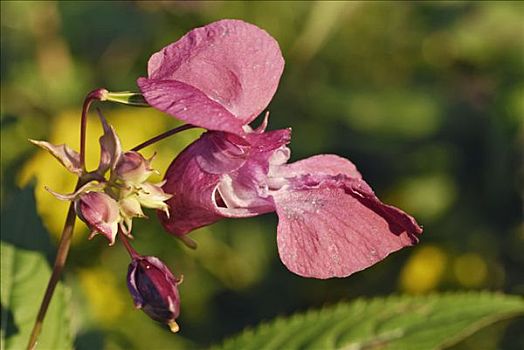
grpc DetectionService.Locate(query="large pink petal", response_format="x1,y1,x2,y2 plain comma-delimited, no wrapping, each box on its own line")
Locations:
272,154,362,179
137,79,246,134
138,19,284,132
273,175,422,279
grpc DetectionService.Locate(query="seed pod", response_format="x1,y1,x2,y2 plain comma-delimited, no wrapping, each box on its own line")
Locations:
127,256,181,332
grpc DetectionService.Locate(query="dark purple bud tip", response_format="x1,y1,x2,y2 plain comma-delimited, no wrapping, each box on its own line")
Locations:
127,256,181,332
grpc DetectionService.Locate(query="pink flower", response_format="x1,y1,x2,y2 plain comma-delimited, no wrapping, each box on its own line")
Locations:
158,128,422,279
138,19,423,279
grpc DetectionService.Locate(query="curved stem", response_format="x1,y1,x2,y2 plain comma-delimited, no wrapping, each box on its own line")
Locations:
27,88,108,349
119,232,140,259
27,90,185,348
80,89,109,168
26,180,81,350
131,124,197,152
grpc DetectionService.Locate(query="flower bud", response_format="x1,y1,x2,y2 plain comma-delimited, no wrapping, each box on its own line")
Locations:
137,182,171,215
119,195,145,234
74,191,120,245
115,151,154,183
127,256,181,332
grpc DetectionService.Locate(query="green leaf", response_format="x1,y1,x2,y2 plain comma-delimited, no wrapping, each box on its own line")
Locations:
1,186,72,350
213,292,524,350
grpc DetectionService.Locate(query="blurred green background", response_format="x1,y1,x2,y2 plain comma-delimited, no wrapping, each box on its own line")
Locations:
1,1,523,349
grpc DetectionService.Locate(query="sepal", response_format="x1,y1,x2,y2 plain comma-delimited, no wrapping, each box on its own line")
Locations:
97,111,122,175
29,139,83,175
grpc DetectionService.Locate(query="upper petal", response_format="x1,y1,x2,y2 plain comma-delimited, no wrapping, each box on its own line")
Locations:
273,174,422,279
138,19,284,133
137,78,246,134
271,154,362,179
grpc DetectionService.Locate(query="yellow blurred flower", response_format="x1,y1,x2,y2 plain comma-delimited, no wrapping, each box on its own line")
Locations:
453,253,488,288
400,245,447,294
78,268,126,325
390,174,456,222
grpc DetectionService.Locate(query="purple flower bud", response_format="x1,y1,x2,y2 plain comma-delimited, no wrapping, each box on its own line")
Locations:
74,191,120,245
127,256,181,332
115,151,154,183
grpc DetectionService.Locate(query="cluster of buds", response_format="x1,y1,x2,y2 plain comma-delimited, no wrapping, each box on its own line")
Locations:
31,112,182,331
31,114,171,245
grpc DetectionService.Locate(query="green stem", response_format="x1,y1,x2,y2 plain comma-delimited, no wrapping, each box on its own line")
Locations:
105,91,149,107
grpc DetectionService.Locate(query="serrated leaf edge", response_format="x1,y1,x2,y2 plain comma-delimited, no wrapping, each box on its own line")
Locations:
212,291,524,350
